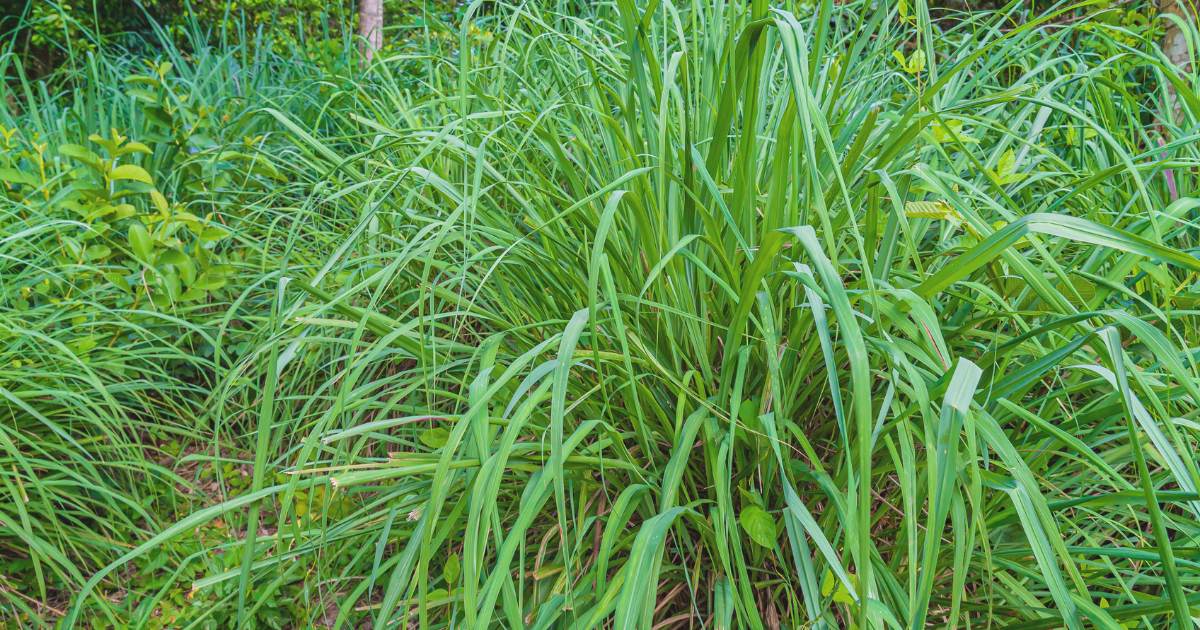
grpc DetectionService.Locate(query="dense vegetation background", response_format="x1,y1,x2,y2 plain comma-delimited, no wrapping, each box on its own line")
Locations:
1,0,1199,629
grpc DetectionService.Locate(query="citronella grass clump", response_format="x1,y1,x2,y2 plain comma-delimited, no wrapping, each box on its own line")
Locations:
3,1,1200,629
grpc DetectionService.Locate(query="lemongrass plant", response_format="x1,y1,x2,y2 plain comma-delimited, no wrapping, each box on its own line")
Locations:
49,0,1200,628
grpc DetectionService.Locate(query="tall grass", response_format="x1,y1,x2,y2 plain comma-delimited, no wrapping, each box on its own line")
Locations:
0,14,361,625
4,0,1200,628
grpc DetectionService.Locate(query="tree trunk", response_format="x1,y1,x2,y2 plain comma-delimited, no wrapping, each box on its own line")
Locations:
359,0,384,63
1161,0,1197,124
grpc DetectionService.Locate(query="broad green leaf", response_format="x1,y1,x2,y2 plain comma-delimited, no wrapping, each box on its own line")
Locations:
200,227,229,241
0,168,37,186
997,148,1016,177
150,190,169,214
59,144,102,168
191,274,226,291
115,142,153,156
109,164,154,185
419,428,449,449
443,552,459,586
103,273,131,293
155,249,188,266
739,505,776,548
127,224,153,262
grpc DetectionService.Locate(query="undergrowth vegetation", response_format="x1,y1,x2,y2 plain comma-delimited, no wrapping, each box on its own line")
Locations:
2,0,1200,629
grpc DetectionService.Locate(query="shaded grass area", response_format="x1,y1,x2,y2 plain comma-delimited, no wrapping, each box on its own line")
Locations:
3,0,1200,629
